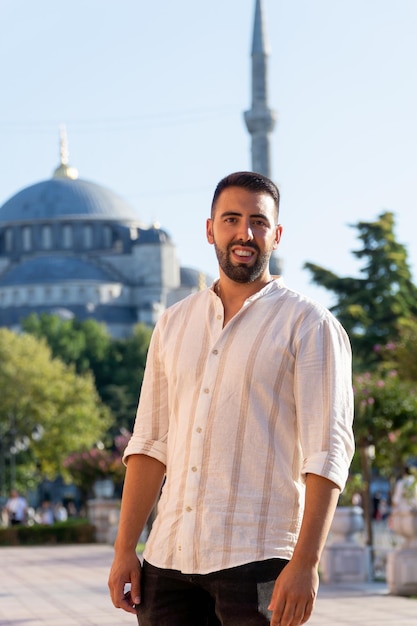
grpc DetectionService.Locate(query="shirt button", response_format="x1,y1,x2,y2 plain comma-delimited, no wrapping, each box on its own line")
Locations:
186,506,192,512
217,314,222,320
212,349,218,355
191,466,197,472
196,427,202,433
203,388,209,394
178,545,182,551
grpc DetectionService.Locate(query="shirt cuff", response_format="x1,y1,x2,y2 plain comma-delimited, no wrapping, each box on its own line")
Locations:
302,450,350,491
123,437,167,467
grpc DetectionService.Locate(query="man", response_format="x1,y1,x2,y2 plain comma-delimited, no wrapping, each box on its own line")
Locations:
108,171,354,626
5,489,27,526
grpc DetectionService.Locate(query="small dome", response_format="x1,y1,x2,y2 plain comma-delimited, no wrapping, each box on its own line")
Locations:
138,226,172,244
180,267,213,288
0,177,140,223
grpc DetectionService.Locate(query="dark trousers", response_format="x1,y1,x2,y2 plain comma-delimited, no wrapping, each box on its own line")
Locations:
136,558,288,626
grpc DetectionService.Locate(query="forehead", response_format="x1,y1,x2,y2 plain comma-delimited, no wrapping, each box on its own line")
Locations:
213,186,277,219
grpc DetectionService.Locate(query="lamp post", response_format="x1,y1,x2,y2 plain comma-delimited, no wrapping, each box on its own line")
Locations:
359,440,376,576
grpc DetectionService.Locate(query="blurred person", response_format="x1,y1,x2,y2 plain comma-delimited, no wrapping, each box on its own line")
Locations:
54,502,68,522
38,499,54,525
5,489,27,526
392,466,417,512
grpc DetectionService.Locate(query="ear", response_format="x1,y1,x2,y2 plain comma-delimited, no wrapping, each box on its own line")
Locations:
206,218,214,245
272,224,283,250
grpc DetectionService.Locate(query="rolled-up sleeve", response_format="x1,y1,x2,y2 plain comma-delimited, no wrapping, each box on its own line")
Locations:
295,316,355,490
123,324,169,467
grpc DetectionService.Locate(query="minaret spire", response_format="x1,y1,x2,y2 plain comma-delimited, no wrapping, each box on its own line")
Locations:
53,124,79,180
244,0,277,177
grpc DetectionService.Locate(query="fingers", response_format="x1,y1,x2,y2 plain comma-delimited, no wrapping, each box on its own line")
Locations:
108,556,142,615
117,587,139,615
130,564,141,605
270,601,312,625
268,580,315,626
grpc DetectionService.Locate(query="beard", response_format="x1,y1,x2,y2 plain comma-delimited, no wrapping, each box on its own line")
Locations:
213,240,272,283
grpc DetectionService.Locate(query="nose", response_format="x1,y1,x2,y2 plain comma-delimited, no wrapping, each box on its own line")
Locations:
237,220,254,242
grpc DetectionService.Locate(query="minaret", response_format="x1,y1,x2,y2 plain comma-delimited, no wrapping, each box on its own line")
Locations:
245,1,282,275
244,0,277,177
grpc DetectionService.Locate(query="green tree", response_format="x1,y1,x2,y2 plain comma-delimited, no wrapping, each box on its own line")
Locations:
352,368,417,553
22,313,112,376
353,370,417,471
304,212,417,369
100,324,153,433
379,318,417,383
0,329,111,494
372,321,417,473
22,313,153,434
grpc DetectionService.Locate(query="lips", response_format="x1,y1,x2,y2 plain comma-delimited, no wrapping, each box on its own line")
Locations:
231,246,256,263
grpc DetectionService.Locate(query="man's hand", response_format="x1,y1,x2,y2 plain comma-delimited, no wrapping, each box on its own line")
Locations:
108,550,142,615
268,560,318,626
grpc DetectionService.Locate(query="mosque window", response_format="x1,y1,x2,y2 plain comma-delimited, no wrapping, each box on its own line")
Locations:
41,225,52,250
62,224,73,249
103,225,112,248
5,229,13,252
83,225,93,248
22,226,32,251
130,227,139,241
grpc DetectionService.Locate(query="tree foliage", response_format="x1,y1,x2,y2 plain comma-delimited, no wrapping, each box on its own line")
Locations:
0,329,111,490
379,318,417,383
22,313,112,375
304,211,417,369
353,369,417,473
100,323,153,432
21,314,153,433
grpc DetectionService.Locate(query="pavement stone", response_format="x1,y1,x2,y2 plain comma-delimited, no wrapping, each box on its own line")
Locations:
0,544,416,625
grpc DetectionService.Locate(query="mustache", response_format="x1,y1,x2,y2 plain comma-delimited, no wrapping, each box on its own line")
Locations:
227,240,260,253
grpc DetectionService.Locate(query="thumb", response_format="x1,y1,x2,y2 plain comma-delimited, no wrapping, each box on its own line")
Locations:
131,566,142,605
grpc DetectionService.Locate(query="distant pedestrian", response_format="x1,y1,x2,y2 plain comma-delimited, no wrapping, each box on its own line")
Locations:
5,489,27,526
54,502,68,522
38,500,54,525
392,466,417,512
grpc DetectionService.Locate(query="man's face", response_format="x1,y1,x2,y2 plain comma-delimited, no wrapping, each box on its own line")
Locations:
206,186,282,283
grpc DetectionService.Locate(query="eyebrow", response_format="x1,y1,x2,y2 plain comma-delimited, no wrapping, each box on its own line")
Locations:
219,211,271,222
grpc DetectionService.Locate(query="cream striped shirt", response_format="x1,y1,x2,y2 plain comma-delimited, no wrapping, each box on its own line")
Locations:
124,277,354,574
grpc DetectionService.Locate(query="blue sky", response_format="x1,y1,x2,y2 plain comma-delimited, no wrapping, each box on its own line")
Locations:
1,0,416,308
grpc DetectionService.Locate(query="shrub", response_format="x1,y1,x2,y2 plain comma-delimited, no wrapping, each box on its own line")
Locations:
0,519,95,546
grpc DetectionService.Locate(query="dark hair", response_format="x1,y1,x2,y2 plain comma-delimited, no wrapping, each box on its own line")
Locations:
211,171,280,220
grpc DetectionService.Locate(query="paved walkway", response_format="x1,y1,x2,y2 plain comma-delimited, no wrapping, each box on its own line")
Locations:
0,545,416,625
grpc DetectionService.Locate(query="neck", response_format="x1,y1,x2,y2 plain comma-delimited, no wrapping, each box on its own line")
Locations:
216,272,274,302
215,274,274,327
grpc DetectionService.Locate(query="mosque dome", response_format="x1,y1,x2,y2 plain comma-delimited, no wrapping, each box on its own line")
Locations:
138,225,172,244
0,125,140,224
0,177,140,224
0,128,194,337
